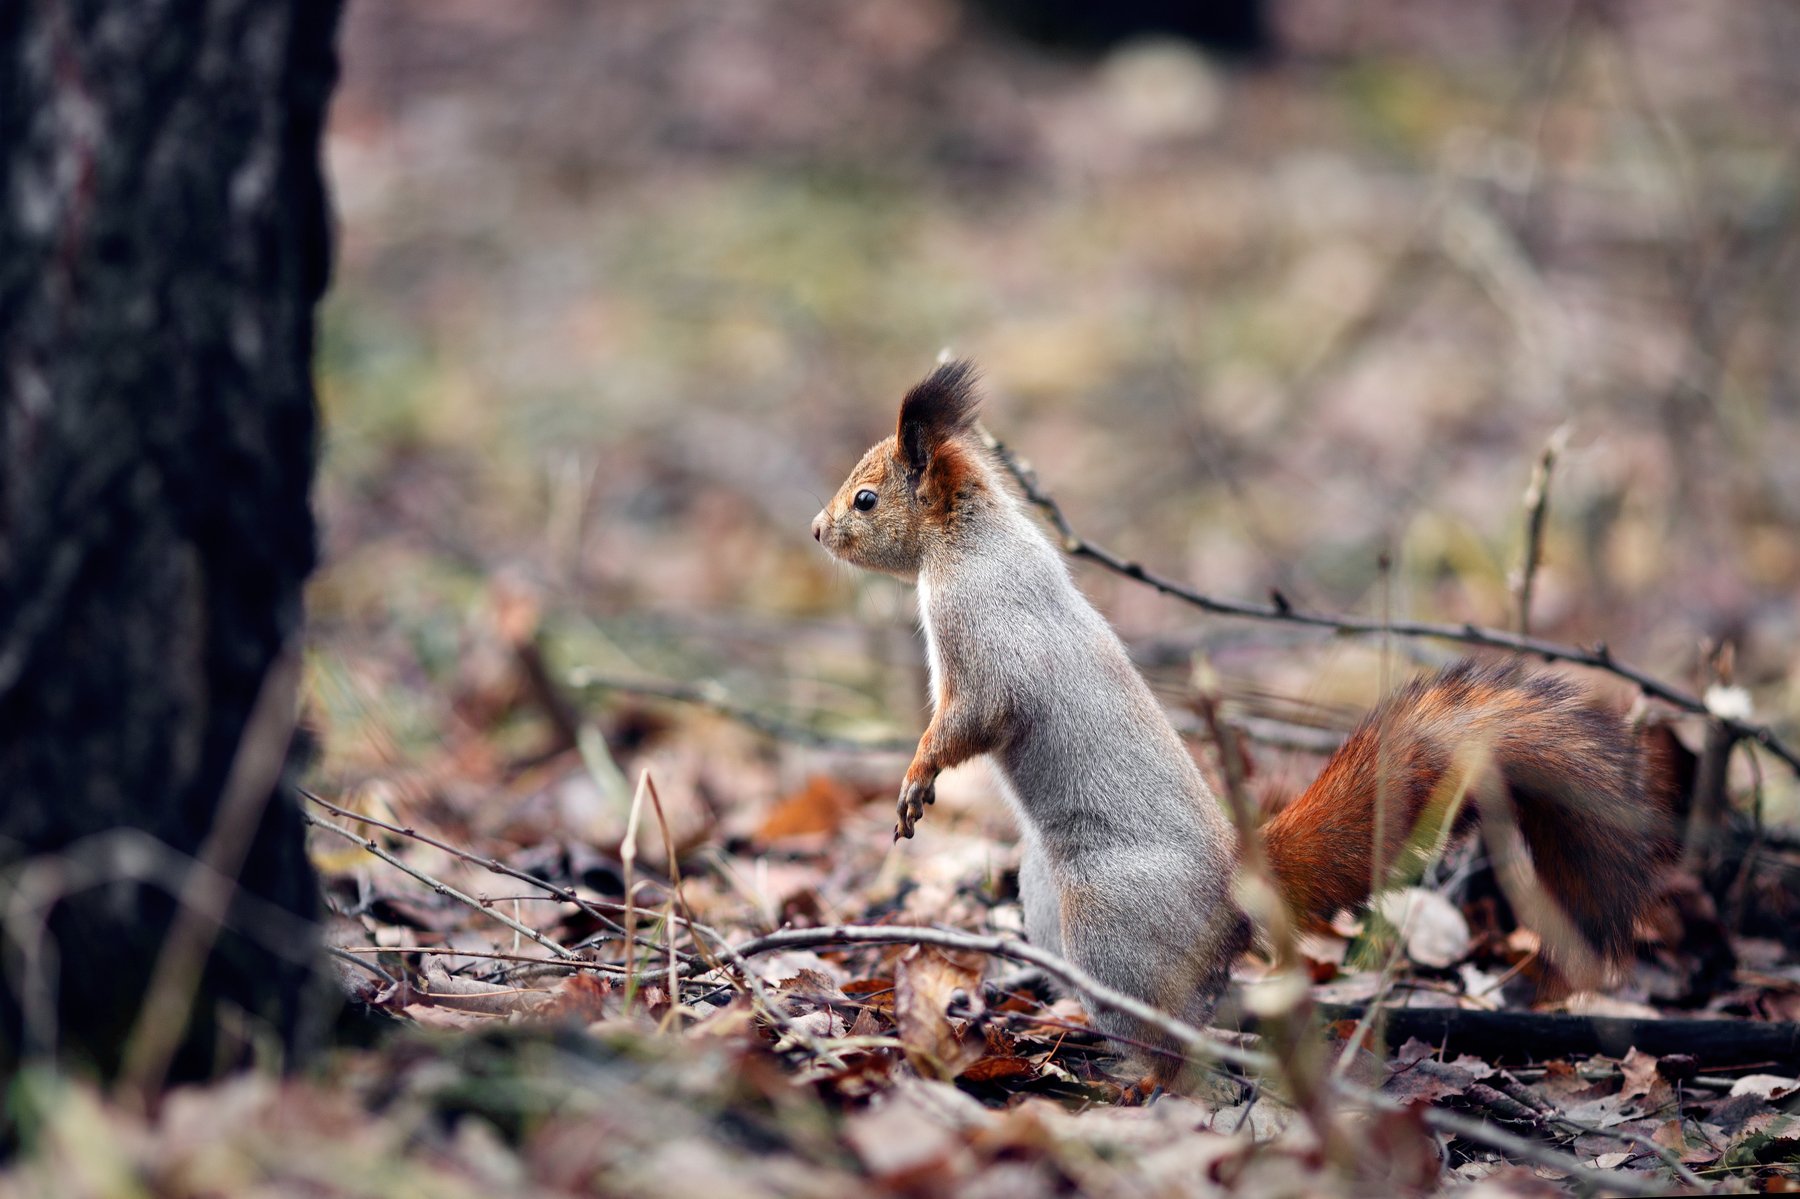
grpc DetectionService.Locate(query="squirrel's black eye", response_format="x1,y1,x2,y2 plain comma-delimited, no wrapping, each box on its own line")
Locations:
853,489,878,512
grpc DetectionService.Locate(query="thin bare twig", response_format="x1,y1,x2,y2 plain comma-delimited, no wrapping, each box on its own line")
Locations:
330,943,705,999
1419,1107,1668,1195
986,433,1800,775
300,809,577,961
717,924,1265,1073
1545,1110,1710,1192
620,771,647,1001
327,944,399,988
641,772,692,1032
298,788,698,965
119,648,302,1103
1192,664,1345,1158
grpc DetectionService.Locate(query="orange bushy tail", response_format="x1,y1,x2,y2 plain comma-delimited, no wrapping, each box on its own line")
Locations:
1260,659,1675,974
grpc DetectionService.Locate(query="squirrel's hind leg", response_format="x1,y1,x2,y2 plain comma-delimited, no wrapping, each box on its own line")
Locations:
1054,853,1243,1086
1019,830,1063,957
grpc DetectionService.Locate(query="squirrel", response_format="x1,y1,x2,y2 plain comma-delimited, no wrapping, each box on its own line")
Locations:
810,359,1674,1076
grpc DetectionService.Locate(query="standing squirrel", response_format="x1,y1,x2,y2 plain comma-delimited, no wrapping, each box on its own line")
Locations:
811,360,1673,1072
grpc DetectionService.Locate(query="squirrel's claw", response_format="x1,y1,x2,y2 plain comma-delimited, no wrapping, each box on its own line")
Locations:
895,775,935,839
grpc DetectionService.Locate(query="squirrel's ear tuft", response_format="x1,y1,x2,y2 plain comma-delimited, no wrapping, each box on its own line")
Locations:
897,359,980,489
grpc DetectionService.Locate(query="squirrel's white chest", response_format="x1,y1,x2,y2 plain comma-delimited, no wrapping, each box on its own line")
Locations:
916,573,943,709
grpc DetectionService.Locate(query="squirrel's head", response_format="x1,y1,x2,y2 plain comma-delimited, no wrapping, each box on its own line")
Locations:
812,359,986,579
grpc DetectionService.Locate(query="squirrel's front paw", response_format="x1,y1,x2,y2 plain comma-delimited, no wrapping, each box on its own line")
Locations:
894,775,937,840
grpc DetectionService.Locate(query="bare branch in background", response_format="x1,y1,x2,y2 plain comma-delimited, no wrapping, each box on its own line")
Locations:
985,430,1800,776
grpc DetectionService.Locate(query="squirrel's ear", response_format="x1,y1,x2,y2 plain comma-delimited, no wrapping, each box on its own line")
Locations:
897,359,980,492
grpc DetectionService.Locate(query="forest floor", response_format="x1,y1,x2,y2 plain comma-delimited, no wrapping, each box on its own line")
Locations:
11,1,1800,1195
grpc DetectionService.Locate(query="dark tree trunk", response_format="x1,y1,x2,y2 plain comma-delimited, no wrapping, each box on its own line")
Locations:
0,0,343,1082
966,0,1271,58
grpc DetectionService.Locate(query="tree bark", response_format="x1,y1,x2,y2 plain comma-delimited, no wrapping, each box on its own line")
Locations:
0,0,343,1081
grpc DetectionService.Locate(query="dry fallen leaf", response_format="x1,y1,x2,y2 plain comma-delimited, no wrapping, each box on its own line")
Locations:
843,1079,989,1186
1373,886,1471,969
1617,1046,1672,1112
1384,1039,1495,1107
1731,1075,1800,1102
753,775,864,845
540,973,613,1023
894,945,987,1080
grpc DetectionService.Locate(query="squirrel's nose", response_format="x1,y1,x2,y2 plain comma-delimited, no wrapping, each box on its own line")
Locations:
811,512,825,542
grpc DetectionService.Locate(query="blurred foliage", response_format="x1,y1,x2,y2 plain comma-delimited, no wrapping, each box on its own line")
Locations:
311,0,1799,819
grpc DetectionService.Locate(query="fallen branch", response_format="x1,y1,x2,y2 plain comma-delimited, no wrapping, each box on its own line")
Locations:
621,922,1264,1071
1248,1001,1800,1070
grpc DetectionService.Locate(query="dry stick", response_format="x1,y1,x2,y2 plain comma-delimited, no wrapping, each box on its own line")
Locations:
334,942,711,1001
462,918,1249,1075
1511,426,1568,637
610,771,741,1029
572,895,857,1061
301,809,578,961
337,944,569,966
657,908,844,1069
2,828,330,1065
1726,751,1767,934
641,772,693,1033
1190,667,1338,1148
986,434,1800,775
619,771,649,1001
729,924,1266,1074
118,648,302,1103
1685,714,1740,875
328,945,400,989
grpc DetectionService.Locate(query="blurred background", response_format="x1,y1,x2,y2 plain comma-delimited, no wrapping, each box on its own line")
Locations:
307,0,1800,833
